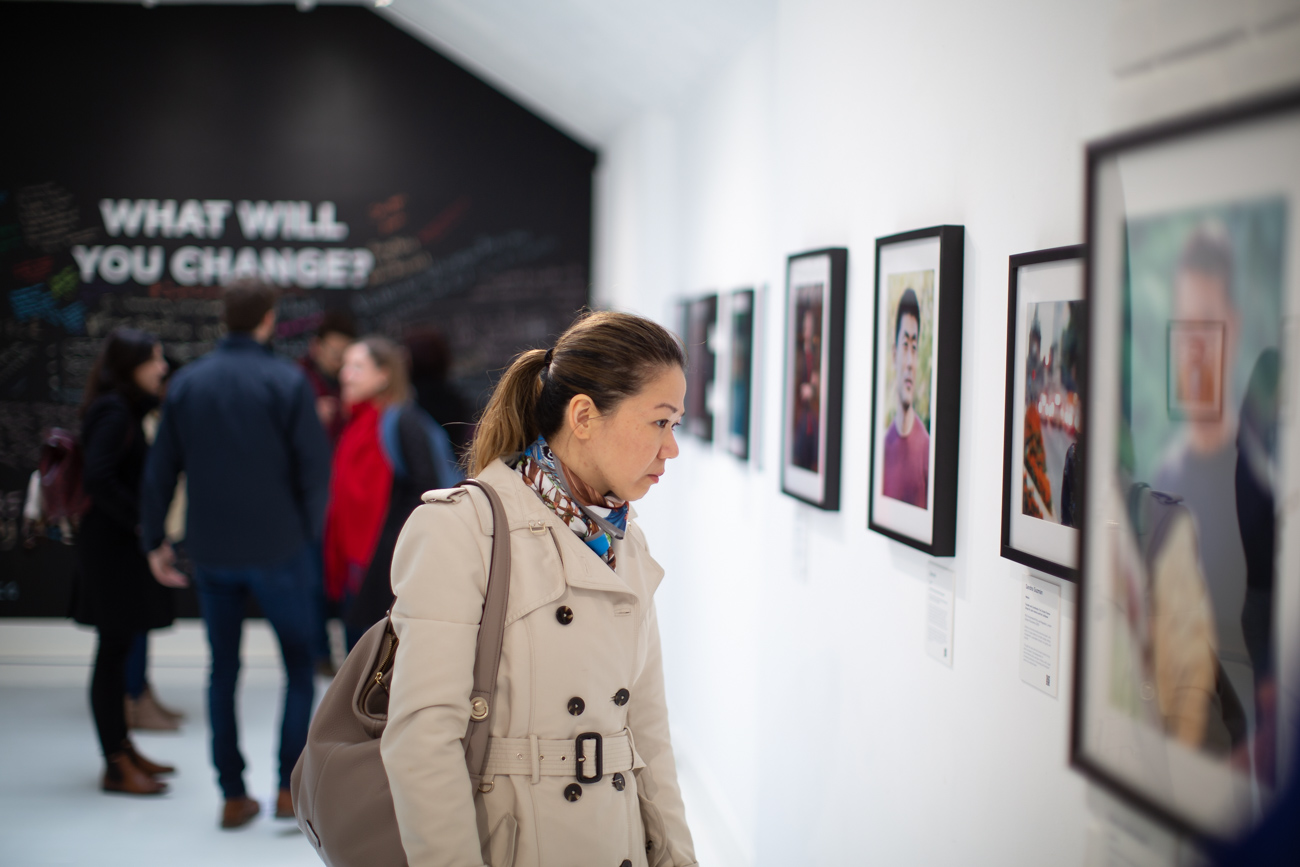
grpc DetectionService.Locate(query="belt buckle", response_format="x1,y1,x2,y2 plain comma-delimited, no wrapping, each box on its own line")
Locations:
574,732,603,783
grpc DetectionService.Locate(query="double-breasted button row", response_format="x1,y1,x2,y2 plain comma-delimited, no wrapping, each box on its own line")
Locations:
567,690,629,715
564,774,629,802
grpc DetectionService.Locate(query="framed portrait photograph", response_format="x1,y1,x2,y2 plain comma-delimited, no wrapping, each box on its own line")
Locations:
727,288,755,460
1073,88,1300,841
867,226,964,555
781,248,847,509
684,294,717,442
1000,245,1085,580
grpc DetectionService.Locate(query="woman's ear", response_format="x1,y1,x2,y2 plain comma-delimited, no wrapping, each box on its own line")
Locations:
568,393,598,441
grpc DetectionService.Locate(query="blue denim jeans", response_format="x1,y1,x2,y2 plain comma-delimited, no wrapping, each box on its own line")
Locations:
125,632,147,699
195,543,316,799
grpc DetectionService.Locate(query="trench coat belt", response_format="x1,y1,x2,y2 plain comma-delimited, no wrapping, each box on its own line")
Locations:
482,730,636,782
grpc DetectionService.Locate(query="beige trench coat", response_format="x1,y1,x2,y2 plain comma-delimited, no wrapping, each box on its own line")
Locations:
380,459,697,867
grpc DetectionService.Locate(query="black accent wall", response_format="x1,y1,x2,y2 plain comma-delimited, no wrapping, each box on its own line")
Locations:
0,2,596,615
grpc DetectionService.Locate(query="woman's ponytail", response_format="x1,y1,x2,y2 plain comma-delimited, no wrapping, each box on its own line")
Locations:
468,311,685,476
468,347,549,475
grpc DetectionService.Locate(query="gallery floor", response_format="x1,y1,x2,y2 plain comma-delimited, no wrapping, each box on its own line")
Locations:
0,619,732,867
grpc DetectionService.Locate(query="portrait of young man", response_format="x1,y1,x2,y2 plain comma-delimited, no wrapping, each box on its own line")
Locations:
882,287,930,508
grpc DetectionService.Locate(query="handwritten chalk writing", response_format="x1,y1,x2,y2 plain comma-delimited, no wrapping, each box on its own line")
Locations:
418,195,471,244
235,201,348,241
49,267,78,300
14,257,53,283
19,183,88,253
120,296,222,317
369,194,406,234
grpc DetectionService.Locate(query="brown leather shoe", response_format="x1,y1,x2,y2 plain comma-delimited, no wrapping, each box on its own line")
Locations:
275,788,294,819
122,740,175,776
102,752,167,796
221,796,261,829
142,686,186,722
125,692,181,731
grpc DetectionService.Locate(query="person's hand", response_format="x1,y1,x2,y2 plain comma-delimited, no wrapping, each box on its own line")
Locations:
147,542,189,588
316,395,339,428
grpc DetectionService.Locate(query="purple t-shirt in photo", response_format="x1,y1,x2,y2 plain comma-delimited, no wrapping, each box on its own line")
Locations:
882,417,930,508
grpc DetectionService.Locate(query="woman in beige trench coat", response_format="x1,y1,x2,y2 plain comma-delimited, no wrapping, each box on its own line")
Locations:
380,312,698,867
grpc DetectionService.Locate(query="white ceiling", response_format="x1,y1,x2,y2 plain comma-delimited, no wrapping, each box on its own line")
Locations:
377,0,779,147
67,0,779,148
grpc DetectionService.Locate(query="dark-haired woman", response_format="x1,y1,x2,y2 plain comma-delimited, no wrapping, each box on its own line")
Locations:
72,328,186,796
381,311,697,866
323,336,460,652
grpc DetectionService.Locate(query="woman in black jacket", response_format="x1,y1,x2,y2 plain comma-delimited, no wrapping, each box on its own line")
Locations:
72,328,185,795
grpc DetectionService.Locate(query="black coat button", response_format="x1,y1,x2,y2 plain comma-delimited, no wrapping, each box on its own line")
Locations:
564,783,582,802
568,696,585,716
646,840,653,854
611,772,625,791
621,861,632,867
612,688,630,706
556,606,574,625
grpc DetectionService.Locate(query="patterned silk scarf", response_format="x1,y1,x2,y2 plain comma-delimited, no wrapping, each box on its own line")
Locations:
513,436,628,569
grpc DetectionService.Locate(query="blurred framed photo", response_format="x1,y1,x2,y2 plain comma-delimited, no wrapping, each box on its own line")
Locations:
781,248,847,510
684,294,717,442
867,226,964,555
727,288,755,460
1073,88,1300,841
1167,320,1225,420
1000,245,1085,580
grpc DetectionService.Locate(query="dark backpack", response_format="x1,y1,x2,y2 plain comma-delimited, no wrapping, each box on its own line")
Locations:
21,428,91,546
39,427,92,524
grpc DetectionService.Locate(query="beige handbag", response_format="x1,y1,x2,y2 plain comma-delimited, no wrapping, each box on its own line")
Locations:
290,479,512,867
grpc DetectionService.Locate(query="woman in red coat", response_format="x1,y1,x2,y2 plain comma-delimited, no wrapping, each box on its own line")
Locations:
323,336,459,650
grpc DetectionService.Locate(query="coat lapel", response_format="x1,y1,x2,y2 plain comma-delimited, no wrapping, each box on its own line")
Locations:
476,460,645,601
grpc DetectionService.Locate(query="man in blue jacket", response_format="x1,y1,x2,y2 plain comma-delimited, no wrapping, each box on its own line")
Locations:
141,281,331,829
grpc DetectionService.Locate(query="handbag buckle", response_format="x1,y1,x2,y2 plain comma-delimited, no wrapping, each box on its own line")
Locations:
574,732,603,783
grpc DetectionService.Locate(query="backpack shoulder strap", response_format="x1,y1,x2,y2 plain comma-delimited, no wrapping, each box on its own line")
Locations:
459,479,511,789
379,405,407,477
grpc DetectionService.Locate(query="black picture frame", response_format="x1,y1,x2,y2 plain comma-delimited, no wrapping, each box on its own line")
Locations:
780,247,847,510
684,294,717,442
1072,86,1300,842
727,288,755,460
867,225,964,556
999,244,1085,581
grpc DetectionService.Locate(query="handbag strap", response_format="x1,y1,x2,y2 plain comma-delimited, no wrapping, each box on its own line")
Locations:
459,478,511,787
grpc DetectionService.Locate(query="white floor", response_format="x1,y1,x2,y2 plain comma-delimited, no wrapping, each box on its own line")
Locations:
0,620,736,867
0,620,322,867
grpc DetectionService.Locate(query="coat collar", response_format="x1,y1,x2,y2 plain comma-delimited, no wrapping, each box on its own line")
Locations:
475,460,642,598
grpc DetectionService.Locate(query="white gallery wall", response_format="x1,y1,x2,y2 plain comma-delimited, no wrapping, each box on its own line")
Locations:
591,1,1300,864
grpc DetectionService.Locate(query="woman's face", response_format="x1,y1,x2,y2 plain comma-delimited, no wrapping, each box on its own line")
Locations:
133,344,168,396
582,365,686,502
340,343,389,406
